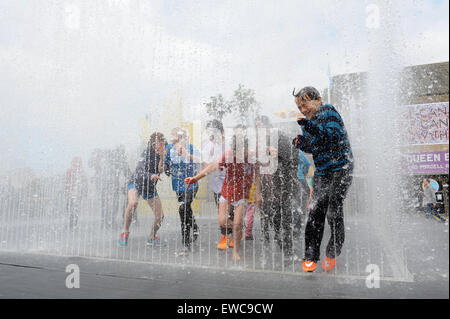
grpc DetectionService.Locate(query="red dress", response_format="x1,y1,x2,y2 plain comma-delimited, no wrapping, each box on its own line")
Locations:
219,150,257,202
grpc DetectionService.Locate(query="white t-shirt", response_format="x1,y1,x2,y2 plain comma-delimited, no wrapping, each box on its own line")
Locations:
202,140,226,194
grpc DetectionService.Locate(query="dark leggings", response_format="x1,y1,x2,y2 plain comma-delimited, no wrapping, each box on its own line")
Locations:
66,197,81,230
260,176,299,255
177,188,199,248
304,169,353,262
261,190,295,254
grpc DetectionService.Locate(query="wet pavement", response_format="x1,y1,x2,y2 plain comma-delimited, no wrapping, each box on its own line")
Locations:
0,204,448,299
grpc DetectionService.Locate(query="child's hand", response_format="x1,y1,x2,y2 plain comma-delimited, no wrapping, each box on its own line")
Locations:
184,176,197,186
292,136,300,148
150,174,161,181
156,142,167,156
297,116,308,126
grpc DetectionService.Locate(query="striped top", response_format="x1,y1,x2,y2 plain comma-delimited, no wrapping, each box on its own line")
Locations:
295,104,353,176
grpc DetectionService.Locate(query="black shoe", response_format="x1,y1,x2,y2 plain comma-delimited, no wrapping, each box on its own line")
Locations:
276,239,283,250
283,247,293,258
192,223,199,241
245,235,253,240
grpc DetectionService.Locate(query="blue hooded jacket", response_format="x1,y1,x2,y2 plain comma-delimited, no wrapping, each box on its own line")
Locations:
295,104,353,176
164,143,200,193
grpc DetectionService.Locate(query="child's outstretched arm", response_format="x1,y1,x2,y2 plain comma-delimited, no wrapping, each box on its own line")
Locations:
185,160,220,186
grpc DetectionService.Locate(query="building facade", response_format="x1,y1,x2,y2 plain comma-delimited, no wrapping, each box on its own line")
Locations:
324,62,449,216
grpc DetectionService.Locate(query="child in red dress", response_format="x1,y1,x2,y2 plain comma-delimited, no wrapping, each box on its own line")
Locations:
185,133,262,261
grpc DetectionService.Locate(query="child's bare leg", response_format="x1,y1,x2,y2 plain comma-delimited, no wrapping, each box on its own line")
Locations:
147,196,164,239
124,189,139,232
231,203,246,261
218,201,233,235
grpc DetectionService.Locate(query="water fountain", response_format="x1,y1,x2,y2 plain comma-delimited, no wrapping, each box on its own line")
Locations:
0,0,448,298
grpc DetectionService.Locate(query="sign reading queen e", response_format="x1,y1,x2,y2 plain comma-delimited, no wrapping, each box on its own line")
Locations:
403,151,449,174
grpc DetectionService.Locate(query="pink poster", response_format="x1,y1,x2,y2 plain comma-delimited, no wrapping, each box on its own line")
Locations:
401,102,449,145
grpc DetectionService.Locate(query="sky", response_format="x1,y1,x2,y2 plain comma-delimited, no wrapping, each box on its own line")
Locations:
0,0,448,175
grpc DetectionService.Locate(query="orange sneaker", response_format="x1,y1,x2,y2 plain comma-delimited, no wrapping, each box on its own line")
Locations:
322,257,336,271
302,260,317,272
217,235,228,250
228,234,243,248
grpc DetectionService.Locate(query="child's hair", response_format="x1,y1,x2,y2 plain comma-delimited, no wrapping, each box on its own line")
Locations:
169,127,188,144
293,86,321,100
149,132,166,148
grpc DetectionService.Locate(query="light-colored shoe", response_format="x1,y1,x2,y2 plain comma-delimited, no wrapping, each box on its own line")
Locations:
177,247,191,256
146,237,167,247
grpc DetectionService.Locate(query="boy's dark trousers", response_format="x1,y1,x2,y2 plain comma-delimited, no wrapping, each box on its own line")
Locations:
67,197,81,230
261,175,297,256
304,168,353,262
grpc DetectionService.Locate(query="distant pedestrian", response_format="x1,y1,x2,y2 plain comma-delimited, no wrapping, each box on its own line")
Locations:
65,157,88,230
422,178,446,222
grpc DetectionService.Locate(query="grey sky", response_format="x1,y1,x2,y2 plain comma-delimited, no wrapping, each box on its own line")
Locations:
0,0,448,175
